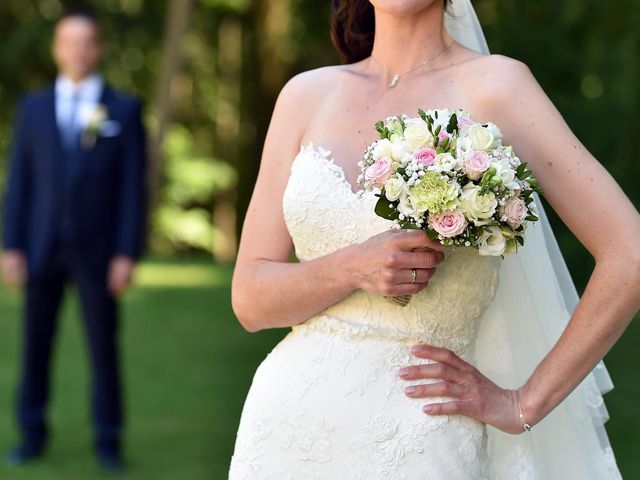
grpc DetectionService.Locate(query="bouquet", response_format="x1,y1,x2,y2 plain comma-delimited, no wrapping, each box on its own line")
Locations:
357,108,543,306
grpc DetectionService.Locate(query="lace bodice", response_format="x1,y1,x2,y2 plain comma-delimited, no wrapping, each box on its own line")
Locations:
282,143,503,358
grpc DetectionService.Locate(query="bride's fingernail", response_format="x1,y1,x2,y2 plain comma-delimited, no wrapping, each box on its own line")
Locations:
398,367,410,377
423,405,433,413
405,386,417,394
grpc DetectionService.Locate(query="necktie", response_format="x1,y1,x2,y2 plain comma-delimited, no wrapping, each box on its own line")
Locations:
63,91,81,151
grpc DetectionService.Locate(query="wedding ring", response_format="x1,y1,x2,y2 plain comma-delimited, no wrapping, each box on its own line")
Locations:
410,268,417,284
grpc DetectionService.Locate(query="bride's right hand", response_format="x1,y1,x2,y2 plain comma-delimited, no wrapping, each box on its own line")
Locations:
348,229,446,297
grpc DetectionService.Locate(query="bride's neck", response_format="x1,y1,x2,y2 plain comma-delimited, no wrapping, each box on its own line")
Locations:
369,6,449,74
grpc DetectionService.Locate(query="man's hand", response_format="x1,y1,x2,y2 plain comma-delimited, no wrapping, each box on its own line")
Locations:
108,255,136,297
1,249,27,291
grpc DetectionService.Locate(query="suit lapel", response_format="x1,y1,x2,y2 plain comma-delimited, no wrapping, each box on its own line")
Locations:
43,86,65,169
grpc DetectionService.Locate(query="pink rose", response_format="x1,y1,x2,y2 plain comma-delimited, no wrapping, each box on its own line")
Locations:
428,210,467,238
500,196,527,228
414,148,437,165
365,156,394,188
463,150,491,180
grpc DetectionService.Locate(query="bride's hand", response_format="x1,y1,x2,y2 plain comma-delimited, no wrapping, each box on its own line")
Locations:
349,229,445,297
398,343,526,435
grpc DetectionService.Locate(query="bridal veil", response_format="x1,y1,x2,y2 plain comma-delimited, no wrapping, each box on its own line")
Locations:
444,1,623,478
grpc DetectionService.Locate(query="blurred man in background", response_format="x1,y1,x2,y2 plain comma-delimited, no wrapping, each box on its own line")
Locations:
1,7,147,473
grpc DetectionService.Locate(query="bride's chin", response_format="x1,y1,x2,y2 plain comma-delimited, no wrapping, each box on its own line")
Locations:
369,0,442,16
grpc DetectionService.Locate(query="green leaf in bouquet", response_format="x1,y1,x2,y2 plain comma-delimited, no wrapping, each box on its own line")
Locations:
515,235,525,246
418,108,428,123
375,120,385,138
440,136,450,149
446,112,458,134
400,220,419,229
426,228,440,240
434,124,442,136
525,214,539,221
374,195,398,220
434,110,439,119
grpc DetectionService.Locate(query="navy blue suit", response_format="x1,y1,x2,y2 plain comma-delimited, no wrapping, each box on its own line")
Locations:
2,81,147,456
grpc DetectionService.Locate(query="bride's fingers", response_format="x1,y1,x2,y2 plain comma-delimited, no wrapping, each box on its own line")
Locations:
409,344,476,373
397,362,467,384
404,381,466,399
422,400,479,416
393,268,437,285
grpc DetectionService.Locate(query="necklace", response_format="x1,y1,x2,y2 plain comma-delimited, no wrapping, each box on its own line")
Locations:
370,40,454,88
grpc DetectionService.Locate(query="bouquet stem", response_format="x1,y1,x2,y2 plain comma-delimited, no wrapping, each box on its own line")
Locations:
384,295,412,307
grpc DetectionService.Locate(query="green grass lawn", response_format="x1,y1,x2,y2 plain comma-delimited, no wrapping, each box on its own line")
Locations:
0,255,637,479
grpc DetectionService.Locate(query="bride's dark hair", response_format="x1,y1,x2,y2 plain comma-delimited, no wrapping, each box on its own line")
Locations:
330,0,452,64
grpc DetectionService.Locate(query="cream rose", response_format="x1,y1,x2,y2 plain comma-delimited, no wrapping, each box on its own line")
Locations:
372,138,393,160
477,226,506,256
397,191,418,217
390,138,412,162
460,183,498,225
468,124,495,151
431,152,463,173
384,174,406,201
403,121,434,150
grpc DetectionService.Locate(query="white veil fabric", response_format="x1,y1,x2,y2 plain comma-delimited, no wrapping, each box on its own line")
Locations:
444,1,623,479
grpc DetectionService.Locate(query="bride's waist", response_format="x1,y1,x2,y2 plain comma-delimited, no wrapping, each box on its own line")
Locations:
292,311,477,356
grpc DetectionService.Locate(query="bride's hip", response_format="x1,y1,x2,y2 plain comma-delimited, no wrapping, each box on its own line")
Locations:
241,326,484,433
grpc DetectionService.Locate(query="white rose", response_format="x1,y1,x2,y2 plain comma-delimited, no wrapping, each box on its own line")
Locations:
485,122,503,147
373,138,393,160
384,174,407,201
492,157,519,189
468,124,495,151
430,152,463,173
403,120,434,150
397,191,418,217
455,136,473,158
390,138,412,161
477,226,506,256
460,183,498,226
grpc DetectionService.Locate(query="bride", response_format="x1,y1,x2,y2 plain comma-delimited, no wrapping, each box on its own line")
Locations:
228,0,640,478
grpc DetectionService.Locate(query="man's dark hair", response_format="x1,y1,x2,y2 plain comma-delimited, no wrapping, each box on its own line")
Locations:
58,6,100,27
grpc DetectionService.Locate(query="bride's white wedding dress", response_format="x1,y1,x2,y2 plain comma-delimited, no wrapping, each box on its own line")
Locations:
228,142,622,479
229,143,502,479
229,2,623,478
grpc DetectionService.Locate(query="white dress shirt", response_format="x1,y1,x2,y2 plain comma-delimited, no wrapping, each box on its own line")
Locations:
55,72,105,142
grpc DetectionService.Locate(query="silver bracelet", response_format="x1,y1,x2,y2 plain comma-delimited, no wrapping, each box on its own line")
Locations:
516,388,532,432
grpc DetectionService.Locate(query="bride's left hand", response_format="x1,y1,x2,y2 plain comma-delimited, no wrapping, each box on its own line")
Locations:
398,343,526,434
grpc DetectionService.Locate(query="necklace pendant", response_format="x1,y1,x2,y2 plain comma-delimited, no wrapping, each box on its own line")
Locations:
389,74,399,88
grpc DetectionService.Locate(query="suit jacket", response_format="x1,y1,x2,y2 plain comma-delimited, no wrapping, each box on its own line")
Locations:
2,82,148,276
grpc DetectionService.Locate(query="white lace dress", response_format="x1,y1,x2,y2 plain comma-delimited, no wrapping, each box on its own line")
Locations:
227,142,507,479
229,144,516,480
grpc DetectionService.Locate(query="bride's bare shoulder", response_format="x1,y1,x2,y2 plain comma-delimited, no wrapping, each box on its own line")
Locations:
273,63,361,135
461,53,538,107
279,63,359,99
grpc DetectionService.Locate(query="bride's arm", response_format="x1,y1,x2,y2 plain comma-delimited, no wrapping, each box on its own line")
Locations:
232,71,444,332
487,56,640,426
231,73,351,332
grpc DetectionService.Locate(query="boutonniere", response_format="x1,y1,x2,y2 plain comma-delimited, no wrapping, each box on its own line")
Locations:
80,104,120,150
